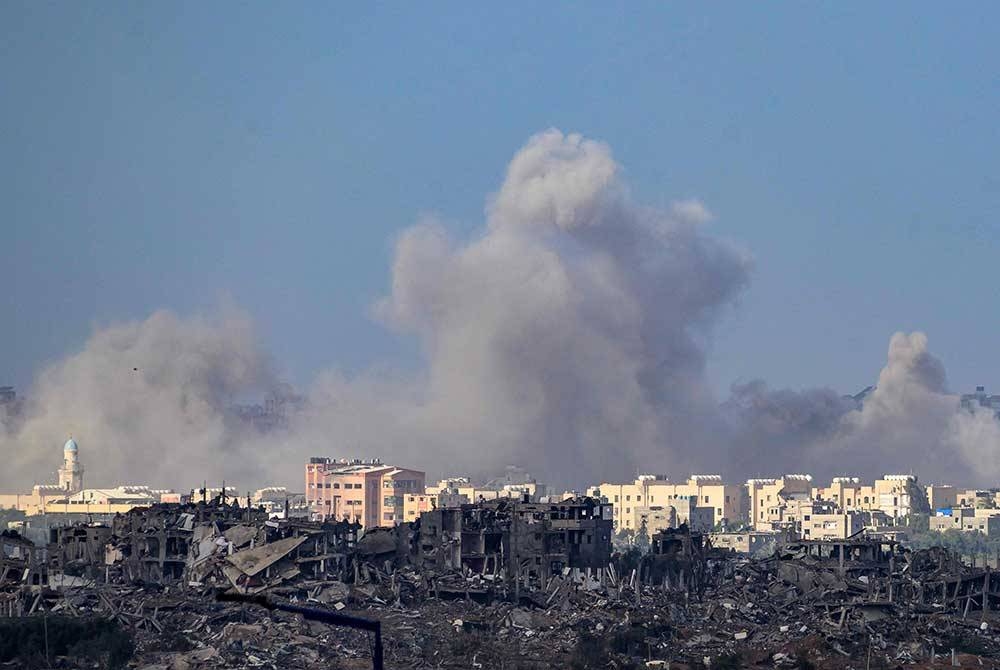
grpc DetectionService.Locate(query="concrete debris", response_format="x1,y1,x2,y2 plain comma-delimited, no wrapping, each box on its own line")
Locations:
8,500,1000,667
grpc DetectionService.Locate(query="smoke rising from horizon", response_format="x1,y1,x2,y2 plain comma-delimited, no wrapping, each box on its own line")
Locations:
3,131,999,491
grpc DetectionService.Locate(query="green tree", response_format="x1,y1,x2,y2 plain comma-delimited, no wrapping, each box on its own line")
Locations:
634,518,650,553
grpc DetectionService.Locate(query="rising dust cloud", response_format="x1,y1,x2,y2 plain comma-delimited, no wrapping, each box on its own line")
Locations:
2,131,998,491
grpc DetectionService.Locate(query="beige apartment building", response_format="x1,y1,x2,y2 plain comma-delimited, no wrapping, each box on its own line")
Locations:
930,507,1000,537
587,475,745,532
749,473,931,533
801,512,864,540
425,476,547,507
926,484,958,510
951,489,1000,509
402,493,433,522
304,458,425,529
746,475,813,530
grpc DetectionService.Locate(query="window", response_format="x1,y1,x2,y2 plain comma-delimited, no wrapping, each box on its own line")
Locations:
725,495,730,503
383,513,394,521
626,495,631,501
716,508,721,515
766,495,771,502
804,515,811,521
325,483,331,489
614,495,619,502
626,508,630,514
333,483,340,489
650,496,654,502
704,496,709,503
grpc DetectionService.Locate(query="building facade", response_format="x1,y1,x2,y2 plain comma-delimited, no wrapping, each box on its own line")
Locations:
305,457,425,529
746,475,813,530
587,475,745,532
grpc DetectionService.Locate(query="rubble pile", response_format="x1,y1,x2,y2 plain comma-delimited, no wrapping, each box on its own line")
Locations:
7,500,1000,667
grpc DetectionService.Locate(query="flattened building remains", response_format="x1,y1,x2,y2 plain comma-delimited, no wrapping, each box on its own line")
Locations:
10,487,1000,667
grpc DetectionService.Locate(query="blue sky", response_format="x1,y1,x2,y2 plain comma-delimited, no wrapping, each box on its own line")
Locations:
3,2,999,396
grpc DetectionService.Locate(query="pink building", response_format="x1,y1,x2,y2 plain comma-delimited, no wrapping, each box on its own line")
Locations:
305,458,425,529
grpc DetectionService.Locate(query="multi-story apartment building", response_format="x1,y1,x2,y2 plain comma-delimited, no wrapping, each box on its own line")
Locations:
586,475,745,532
868,475,927,519
402,493,433,522
800,511,864,540
746,475,813,530
750,473,930,533
926,484,958,511
425,475,549,507
304,458,425,529
930,507,1000,537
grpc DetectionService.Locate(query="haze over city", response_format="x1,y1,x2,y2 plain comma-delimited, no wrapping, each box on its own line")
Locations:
4,4,1000,492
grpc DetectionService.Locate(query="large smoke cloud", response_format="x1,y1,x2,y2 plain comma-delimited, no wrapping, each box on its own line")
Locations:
1,308,274,488
728,332,1000,484
3,130,999,492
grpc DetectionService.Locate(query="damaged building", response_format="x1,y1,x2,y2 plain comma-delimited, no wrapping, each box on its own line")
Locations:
1,530,45,589
418,496,613,591
102,499,363,591
47,523,113,580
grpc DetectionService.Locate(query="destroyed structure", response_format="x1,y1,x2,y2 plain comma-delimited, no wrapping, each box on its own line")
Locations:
9,496,1000,668
101,501,362,591
418,497,613,595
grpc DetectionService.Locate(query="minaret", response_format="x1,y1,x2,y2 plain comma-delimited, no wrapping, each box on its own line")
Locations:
58,436,84,493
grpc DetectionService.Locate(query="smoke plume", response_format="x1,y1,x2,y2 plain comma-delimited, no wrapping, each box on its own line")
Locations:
278,130,752,486
727,332,1000,485
3,130,1000,492
0,308,274,488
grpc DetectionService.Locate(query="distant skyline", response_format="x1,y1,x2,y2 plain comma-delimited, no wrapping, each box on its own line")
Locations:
5,2,1000,399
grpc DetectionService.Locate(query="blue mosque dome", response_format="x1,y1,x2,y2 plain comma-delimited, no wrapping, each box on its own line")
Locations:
64,437,78,453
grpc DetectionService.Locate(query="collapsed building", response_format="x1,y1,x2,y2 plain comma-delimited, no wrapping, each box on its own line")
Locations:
11,504,1000,668
639,525,721,595
418,497,613,590
48,523,113,580
1,530,44,589
101,500,362,591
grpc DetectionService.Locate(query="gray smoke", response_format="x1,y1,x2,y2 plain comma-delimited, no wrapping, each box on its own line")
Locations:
0,308,275,488
367,130,751,484
727,332,1000,485
4,130,999,492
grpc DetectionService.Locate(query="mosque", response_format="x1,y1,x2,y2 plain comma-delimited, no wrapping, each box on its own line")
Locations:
0,436,165,515
57,436,84,493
